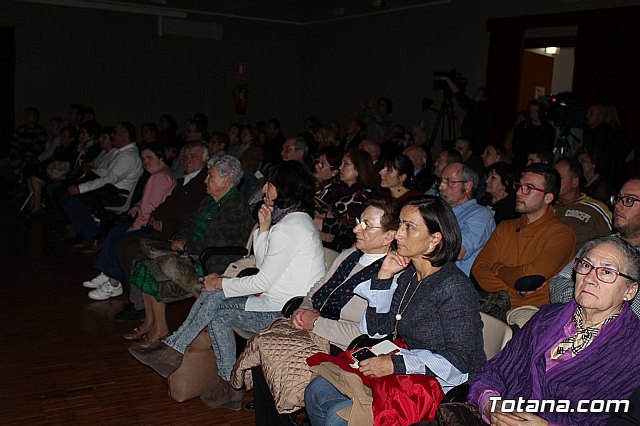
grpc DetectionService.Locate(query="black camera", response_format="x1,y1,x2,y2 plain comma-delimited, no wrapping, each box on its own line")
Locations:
539,92,586,129
432,69,467,93
421,97,434,111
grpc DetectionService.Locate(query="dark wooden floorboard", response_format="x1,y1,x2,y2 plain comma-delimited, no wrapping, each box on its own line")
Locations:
1,202,256,425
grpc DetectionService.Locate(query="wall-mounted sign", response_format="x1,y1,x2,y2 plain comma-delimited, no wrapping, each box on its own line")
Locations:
236,62,248,80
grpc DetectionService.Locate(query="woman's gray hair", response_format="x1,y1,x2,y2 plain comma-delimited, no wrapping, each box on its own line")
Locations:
210,154,243,186
582,236,640,286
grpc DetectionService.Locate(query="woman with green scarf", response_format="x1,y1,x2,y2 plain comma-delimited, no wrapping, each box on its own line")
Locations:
125,155,254,350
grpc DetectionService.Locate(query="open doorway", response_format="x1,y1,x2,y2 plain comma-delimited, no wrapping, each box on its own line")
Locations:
516,31,576,113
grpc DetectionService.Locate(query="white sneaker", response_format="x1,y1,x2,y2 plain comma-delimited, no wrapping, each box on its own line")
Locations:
83,273,109,289
88,281,123,300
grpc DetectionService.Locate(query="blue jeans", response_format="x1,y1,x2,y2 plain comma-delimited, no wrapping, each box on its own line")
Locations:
59,193,101,239
163,290,281,381
95,222,148,281
305,376,351,426
58,186,126,238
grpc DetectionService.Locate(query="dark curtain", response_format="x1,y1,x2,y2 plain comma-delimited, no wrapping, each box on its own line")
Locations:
0,26,15,158
573,22,640,142
485,28,523,146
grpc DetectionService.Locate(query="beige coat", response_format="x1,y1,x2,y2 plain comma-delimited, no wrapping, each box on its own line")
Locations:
310,362,374,426
230,318,330,413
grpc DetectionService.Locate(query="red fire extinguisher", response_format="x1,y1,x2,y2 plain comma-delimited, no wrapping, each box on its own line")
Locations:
234,84,248,115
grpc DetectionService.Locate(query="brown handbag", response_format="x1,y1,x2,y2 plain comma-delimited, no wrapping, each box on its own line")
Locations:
435,402,484,426
167,330,221,402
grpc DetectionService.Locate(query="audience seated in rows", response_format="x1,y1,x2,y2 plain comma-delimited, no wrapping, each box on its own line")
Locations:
551,177,640,318
305,197,485,425
482,161,519,225
9,107,48,173
480,143,509,170
470,236,640,426
511,99,556,170
262,118,285,165
115,141,209,322
554,158,612,251
59,121,143,250
340,119,363,151
82,143,177,300
235,199,400,424
358,98,392,144
9,96,639,424
438,162,495,276
425,148,462,197
315,148,376,249
207,132,229,161
124,155,254,350
578,147,613,206
24,125,79,216
472,163,576,313
403,145,433,193
378,153,423,203
132,160,326,411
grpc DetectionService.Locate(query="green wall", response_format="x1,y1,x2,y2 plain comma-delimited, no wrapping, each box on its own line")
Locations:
1,1,304,136
2,0,639,138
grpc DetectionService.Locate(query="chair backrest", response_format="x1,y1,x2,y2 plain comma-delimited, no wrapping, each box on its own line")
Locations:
323,247,340,270
480,312,513,360
104,188,136,214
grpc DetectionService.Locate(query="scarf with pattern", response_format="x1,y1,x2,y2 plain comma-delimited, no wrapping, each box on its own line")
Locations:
312,250,385,320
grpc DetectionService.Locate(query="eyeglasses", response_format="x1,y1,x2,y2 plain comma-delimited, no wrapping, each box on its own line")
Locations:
573,258,637,284
514,182,546,195
441,178,468,186
355,217,382,230
611,194,640,208
315,160,331,169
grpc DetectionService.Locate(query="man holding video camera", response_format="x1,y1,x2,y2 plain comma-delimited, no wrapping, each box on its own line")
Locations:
438,75,492,155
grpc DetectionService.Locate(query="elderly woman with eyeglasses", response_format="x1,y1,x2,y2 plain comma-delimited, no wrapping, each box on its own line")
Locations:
231,198,400,425
469,235,640,426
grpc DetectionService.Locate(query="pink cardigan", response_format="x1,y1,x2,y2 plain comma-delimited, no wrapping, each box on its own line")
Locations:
131,166,177,230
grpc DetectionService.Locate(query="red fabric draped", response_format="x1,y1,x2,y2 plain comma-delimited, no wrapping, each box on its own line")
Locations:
307,340,444,425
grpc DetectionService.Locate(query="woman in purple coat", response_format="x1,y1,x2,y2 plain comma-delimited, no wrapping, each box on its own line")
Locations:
469,235,640,425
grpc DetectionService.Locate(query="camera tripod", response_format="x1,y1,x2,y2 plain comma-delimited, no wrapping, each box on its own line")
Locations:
428,93,458,151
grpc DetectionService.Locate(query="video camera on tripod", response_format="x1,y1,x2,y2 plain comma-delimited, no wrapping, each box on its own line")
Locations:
423,69,468,150
433,69,467,98
538,92,586,159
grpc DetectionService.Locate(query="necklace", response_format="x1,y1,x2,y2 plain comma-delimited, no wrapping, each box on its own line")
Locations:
392,271,428,339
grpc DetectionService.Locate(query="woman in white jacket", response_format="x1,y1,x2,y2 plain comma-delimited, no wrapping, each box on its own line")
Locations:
157,161,325,408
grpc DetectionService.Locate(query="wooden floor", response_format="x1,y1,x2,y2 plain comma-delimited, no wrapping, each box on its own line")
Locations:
0,200,256,425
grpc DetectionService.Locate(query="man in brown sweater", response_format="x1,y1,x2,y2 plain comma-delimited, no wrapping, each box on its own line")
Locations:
471,163,576,308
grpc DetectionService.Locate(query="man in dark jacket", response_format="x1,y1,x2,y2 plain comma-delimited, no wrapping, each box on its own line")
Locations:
114,141,210,321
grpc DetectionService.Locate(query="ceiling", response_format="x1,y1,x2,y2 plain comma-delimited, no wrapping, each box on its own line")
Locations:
15,0,453,25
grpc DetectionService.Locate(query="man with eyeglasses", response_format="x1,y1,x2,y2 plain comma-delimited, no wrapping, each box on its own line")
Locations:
551,178,640,317
472,163,575,309
281,137,307,163
425,148,462,196
438,162,495,276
